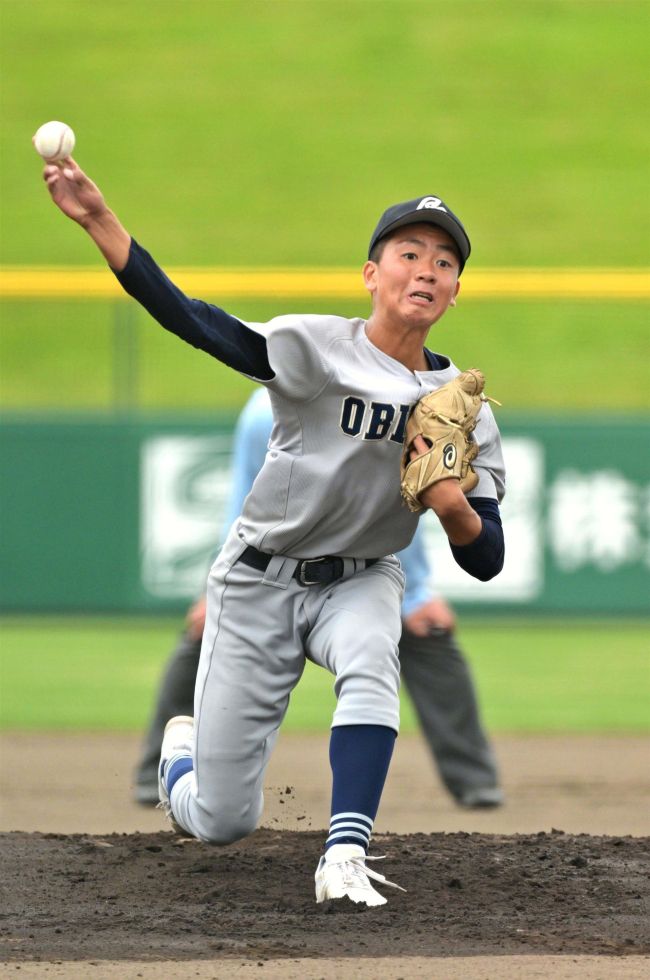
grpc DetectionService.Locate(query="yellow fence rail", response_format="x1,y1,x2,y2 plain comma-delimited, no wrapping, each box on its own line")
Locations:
1,266,649,300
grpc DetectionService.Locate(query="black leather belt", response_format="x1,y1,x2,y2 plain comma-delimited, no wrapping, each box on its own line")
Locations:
239,545,379,586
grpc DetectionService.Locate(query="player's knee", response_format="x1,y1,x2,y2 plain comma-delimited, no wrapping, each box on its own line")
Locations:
198,823,250,847
194,801,261,846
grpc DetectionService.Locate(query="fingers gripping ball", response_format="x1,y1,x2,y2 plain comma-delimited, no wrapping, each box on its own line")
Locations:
32,121,75,162
400,369,499,513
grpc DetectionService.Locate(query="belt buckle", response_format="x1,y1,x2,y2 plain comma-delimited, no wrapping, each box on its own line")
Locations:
297,557,330,586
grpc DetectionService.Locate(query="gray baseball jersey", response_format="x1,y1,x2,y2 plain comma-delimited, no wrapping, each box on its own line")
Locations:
236,313,505,559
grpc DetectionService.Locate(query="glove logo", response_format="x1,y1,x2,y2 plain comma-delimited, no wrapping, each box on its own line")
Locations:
443,443,457,469
416,196,447,213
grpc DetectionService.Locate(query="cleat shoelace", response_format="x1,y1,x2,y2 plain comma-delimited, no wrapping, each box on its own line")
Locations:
340,854,406,893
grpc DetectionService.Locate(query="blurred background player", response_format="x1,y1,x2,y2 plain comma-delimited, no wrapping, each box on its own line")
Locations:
134,387,503,810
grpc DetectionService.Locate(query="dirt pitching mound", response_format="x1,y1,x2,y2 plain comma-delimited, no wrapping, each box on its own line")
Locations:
2,828,648,962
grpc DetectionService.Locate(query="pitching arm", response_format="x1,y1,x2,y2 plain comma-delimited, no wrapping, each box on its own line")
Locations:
42,158,131,270
41,159,274,381
114,239,273,380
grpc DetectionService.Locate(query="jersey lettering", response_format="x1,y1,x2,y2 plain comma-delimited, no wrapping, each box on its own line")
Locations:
416,196,447,213
364,402,396,441
339,396,411,444
389,403,411,444
339,396,366,437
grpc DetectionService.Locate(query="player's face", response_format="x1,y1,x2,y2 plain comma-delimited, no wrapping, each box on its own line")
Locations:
363,224,461,331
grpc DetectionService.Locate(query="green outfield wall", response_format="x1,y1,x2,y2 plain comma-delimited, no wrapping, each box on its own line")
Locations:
1,415,648,615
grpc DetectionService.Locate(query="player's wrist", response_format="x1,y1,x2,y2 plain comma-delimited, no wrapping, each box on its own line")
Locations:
80,210,131,270
78,205,115,232
419,476,462,513
424,482,482,545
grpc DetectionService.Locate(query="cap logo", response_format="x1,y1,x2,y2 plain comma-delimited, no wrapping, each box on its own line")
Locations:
416,196,447,213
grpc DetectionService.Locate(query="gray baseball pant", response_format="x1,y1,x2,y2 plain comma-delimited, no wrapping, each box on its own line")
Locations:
165,535,404,843
136,612,499,806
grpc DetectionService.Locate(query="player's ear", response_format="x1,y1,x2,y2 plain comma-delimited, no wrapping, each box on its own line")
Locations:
363,260,378,294
449,279,460,307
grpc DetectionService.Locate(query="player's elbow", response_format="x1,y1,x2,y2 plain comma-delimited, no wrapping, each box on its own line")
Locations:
471,552,504,582
449,521,504,580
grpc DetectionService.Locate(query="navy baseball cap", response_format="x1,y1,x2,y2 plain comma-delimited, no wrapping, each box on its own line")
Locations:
368,195,471,272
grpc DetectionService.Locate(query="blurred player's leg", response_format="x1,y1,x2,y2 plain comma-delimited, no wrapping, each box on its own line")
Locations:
398,628,503,807
133,630,201,805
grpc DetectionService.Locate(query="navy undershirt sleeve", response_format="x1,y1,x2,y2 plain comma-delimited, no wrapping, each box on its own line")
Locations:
449,497,504,581
112,239,274,380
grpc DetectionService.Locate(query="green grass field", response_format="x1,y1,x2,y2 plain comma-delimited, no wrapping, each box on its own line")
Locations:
1,1,648,412
1,297,648,412
2,1,648,267
1,617,648,733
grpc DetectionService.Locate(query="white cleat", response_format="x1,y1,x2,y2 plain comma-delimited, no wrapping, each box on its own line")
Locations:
315,843,406,907
157,715,194,832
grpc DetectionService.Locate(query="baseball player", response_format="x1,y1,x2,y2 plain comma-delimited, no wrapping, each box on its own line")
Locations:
42,160,505,907
134,386,503,810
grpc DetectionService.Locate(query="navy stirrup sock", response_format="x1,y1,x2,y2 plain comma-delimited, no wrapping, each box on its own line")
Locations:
326,724,396,852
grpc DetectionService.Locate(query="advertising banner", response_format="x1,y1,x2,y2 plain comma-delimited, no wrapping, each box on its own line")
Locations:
1,415,648,614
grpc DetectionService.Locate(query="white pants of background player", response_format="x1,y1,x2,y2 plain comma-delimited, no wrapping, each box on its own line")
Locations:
168,527,404,844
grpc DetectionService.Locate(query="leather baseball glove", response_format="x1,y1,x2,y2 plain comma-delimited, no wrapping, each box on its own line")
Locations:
400,368,498,514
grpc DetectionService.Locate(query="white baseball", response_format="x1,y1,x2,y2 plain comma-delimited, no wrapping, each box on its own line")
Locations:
33,121,76,161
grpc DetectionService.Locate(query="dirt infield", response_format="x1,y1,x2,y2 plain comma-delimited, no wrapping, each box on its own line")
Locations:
3,827,649,962
1,732,649,977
